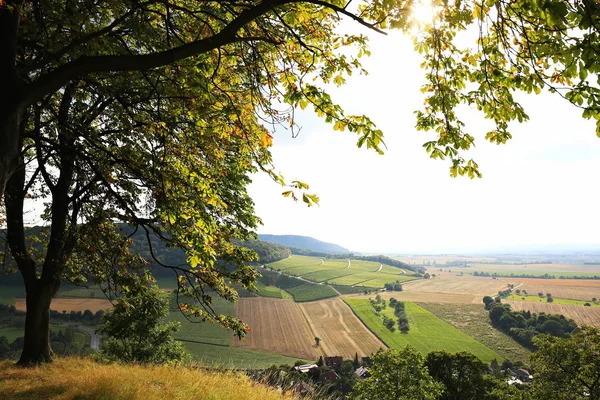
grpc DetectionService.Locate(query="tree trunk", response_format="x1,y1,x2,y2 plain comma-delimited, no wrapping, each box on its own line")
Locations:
0,108,21,200
17,279,61,366
0,1,24,200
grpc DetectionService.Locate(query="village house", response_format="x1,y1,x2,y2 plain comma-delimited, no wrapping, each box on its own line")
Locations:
293,364,319,374
353,366,370,379
318,370,341,383
324,356,343,370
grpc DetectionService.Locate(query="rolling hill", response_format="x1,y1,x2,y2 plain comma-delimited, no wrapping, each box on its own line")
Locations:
258,234,349,254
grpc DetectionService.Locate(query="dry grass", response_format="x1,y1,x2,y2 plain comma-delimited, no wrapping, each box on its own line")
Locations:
232,298,317,360
0,358,298,400
505,300,600,328
14,298,112,313
298,298,386,358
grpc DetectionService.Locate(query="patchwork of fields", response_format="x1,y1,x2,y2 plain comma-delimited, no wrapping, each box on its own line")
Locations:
344,298,502,363
266,255,414,289
232,297,385,360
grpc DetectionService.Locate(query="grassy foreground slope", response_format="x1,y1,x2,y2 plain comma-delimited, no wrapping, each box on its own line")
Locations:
0,358,296,400
344,299,502,364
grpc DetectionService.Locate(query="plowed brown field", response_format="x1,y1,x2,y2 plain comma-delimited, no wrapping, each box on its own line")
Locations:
298,298,386,358
232,298,318,360
14,298,112,312
505,300,600,327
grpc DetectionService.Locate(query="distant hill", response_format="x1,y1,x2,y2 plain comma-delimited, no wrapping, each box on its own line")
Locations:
258,234,349,254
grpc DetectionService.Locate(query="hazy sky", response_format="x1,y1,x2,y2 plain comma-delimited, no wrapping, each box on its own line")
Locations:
248,30,600,254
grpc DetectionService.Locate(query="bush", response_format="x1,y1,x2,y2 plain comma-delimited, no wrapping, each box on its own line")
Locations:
98,285,189,364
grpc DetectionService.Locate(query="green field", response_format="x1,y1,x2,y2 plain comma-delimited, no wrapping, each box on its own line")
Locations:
0,325,90,347
419,303,531,363
344,299,502,363
254,281,293,299
182,341,309,369
286,283,338,302
507,294,600,307
268,255,323,270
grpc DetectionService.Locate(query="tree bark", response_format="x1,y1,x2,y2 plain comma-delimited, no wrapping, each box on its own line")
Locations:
17,279,61,365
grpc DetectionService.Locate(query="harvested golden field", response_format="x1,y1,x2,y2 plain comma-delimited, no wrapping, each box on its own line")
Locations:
505,300,600,327
14,298,112,313
401,275,510,297
232,298,318,360
299,298,386,358
345,291,481,304
516,280,600,302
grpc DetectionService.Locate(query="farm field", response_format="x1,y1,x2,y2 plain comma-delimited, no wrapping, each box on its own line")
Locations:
0,285,23,306
268,255,324,271
232,298,317,360
350,291,482,304
298,298,386,358
465,263,600,277
14,297,112,313
254,281,292,299
168,295,306,367
401,275,510,297
344,299,502,363
505,299,600,328
506,294,600,307
418,303,531,363
266,255,415,291
513,278,600,302
285,284,338,302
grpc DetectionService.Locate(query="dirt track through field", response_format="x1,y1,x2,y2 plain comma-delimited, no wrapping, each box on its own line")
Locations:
232,298,318,360
299,298,386,358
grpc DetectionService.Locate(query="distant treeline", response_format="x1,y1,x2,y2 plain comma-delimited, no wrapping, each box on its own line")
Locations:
473,271,600,280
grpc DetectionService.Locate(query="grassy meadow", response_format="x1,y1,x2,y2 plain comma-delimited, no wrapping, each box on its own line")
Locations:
344,298,502,363
0,358,299,400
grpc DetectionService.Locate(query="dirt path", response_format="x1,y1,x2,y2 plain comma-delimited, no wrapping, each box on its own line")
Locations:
343,260,351,269
375,264,383,273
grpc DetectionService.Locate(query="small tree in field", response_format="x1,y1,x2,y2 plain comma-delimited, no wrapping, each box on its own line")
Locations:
314,337,321,347
98,285,188,364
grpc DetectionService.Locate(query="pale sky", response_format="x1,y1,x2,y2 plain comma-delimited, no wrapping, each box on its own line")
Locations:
248,31,600,254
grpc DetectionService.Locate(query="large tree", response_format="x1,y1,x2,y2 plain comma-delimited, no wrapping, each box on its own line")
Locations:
0,0,405,366
1,0,600,366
